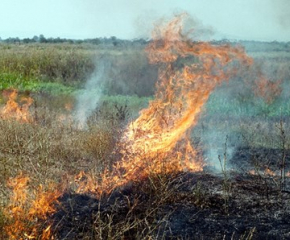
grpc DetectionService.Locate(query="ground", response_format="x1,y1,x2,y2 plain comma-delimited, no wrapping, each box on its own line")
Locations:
47,147,290,239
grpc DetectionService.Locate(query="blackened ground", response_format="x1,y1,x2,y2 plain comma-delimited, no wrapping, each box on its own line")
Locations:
46,167,290,240
230,147,290,172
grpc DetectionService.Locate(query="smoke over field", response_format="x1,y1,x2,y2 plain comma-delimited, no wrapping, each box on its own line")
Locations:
0,13,290,240
74,59,106,128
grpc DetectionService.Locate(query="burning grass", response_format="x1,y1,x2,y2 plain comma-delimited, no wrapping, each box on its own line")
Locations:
1,14,290,239
1,89,34,123
1,101,290,239
0,109,124,239
3,169,290,239
52,171,290,239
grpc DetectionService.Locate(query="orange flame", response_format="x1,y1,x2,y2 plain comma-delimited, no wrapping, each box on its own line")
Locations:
109,14,253,186
4,174,61,239
249,168,284,177
4,15,257,238
1,89,33,123
70,15,254,196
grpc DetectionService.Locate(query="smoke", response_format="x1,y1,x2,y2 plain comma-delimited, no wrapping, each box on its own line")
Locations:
203,132,235,171
133,10,159,40
270,0,290,29
182,14,215,41
73,58,107,129
196,54,286,172
134,12,214,42
195,82,242,171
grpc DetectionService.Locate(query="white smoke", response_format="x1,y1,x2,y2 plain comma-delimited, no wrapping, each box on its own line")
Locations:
74,59,106,129
195,81,243,172
203,132,235,171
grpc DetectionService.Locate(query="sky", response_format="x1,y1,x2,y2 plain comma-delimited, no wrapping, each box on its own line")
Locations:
0,0,289,42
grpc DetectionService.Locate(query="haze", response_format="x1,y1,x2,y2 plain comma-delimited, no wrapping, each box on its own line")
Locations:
1,0,289,41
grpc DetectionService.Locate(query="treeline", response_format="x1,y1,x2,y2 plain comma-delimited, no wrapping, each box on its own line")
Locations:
211,39,290,52
0,34,148,47
1,34,289,52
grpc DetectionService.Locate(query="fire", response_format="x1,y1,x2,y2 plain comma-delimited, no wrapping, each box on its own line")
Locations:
264,168,276,176
110,14,253,185
248,168,289,177
1,89,33,123
4,14,256,238
4,174,61,239
69,14,254,194
249,170,256,175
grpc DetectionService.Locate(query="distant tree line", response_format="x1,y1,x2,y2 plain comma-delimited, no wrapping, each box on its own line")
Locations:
0,35,289,52
0,34,148,46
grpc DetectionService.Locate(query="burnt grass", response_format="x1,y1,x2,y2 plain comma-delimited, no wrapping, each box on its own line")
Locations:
46,147,290,240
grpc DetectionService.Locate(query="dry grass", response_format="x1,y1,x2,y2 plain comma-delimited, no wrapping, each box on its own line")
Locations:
1,90,290,239
0,102,289,239
0,104,120,223
0,41,289,239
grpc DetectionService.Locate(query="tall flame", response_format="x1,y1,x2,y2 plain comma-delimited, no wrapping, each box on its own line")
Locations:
4,15,256,238
111,14,253,185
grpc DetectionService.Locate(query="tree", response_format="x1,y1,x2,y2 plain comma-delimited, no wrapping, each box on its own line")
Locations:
39,34,47,43
33,35,39,42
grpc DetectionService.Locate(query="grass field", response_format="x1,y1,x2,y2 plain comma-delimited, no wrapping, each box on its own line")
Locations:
0,40,290,239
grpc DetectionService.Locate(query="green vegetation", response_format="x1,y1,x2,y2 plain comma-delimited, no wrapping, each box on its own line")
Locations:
0,43,96,87
0,42,157,97
206,94,290,117
0,72,75,94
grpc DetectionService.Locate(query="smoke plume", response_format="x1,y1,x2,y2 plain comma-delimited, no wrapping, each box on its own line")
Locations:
271,0,290,29
74,59,107,129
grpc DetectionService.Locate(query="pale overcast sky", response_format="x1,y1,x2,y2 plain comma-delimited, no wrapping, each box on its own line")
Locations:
0,0,289,41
